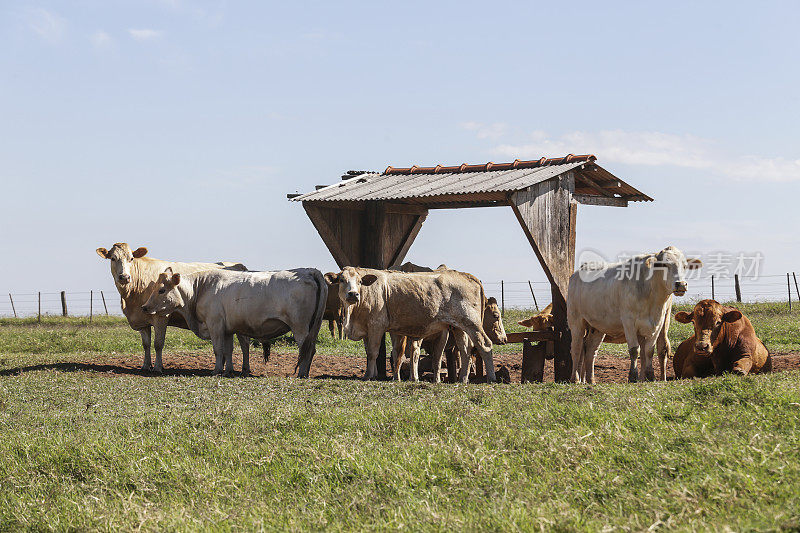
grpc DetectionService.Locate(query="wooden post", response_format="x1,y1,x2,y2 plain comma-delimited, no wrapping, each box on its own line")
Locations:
528,281,539,311
100,290,109,315
521,340,546,383
90,290,93,322
793,272,799,302
734,274,742,303
38,292,41,323
8,294,17,318
363,201,388,378
60,291,68,317
509,172,576,382
501,280,505,316
788,273,793,312
711,275,715,301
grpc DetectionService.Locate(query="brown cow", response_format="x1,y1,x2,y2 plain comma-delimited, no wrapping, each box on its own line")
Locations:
673,299,771,378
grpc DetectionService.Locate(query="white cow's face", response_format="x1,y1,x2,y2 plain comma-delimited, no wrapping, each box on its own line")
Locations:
96,243,147,286
141,268,183,315
324,267,377,306
646,246,702,296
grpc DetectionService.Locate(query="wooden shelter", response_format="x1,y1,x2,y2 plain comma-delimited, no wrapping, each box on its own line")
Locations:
289,154,652,381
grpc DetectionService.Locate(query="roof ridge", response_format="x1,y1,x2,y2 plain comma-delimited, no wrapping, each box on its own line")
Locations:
383,154,596,176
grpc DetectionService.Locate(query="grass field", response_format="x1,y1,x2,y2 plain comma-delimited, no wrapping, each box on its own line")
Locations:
0,303,799,530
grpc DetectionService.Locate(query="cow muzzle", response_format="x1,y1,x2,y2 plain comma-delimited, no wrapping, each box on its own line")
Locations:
141,305,154,315
345,291,359,304
673,281,688,296
694,341,712,356
118,274,131,284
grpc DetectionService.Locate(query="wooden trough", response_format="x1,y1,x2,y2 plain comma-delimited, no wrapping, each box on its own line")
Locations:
289,154,653,382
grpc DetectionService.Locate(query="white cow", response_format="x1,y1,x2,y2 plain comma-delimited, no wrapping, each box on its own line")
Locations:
567,246,702,383
141,267,327,377
96,243,258,373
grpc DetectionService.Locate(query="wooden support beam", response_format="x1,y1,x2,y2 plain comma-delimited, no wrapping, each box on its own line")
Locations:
575,172,615,198
387,213,427,268
509,173,577,382
573,194,628,207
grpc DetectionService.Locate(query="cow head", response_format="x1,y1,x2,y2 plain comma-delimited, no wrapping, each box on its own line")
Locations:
324,267,378,306
518,303,554,330
675,299,742,356
141,268,184,315
484,297,508,345
644,246,702,296
96,243,148,286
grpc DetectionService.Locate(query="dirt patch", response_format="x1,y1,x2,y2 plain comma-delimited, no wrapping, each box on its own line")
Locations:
65,349,800,383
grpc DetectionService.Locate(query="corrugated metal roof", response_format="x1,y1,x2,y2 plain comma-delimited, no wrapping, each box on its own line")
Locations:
290,156,652,204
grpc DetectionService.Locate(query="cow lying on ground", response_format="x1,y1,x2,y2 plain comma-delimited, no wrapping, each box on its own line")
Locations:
567,246,701,383
673,299,771,378
96,243,260,374
391,296,507,382
141,267,327,377
325,267,497,383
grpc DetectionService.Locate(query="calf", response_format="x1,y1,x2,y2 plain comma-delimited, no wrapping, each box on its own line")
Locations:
326,267,496,383
323,275,343,340
142,267,327,377
673,300,771,378
568,246,701,383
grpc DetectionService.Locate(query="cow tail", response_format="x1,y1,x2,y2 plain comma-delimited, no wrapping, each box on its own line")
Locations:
296,269,327,374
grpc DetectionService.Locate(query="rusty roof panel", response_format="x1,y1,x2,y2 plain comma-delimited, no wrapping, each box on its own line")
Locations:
291,156,652,204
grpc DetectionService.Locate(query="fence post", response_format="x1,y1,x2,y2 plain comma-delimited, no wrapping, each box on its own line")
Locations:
711,275,715,301
8,294,17,318
38,292,41,323
90,290,93,322
788,273,793,312
527,281,539,311
60,291,68,317
794,272,799,302
734,274,742,302
501,280,505,316
100,290,109,315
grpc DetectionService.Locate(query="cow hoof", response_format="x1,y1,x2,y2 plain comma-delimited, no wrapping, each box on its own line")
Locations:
241,370,251,377
628,373,638,383
141,363,153,372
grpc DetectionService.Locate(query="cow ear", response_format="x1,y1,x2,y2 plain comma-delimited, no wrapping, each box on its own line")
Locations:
361,274,378,286
722,310,742,323
132,247,148,258
518,318,533,327
674,311,693,324
644,256,656,269
487,296,497,305
687,258,703,270
324,272,340,285
171,273,181,285
96,247,109,259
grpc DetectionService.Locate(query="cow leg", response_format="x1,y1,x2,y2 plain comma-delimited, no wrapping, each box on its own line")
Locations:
237,334,251,376
431,332,449,384
569,320,587,383
466,328,496,384
337,320,343,340
364,333,383,380
623,322,640,383
328,320,335,339
139,326,153,372
294,325,317,379
410,340,421,382
390,334,406,381
223,333,236,377
452,329,472,384
263,340,271,362
151,317,168,374
657,316,671,382
731,356,753,376
210,331,226,376
582,330,605,385
639,335,656,382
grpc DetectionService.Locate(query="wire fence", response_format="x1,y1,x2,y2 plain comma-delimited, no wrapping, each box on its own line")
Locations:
0,273,798,318
484,273,800,312
0,290,122,319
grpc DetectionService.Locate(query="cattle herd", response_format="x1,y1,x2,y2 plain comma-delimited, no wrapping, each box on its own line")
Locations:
96,242,773,383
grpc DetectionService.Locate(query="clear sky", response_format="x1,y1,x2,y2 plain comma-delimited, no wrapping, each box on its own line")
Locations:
2,1,799,306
